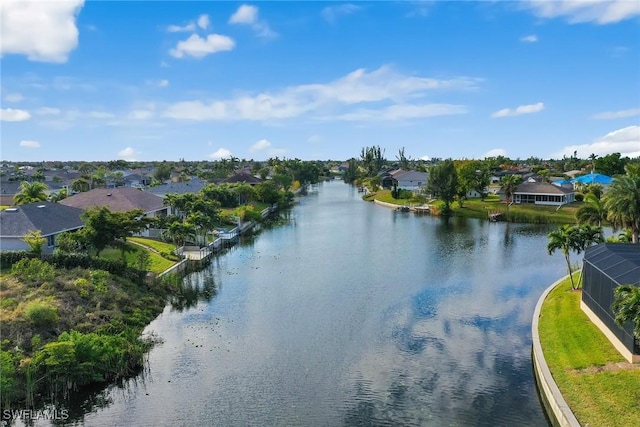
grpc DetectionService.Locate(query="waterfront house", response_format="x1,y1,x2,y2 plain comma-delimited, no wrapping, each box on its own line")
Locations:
0,202,84,253
59,187,168,237
394,170,429,191
581,243,640,363
220,172,262,185
512,182,575,206
571,173,613,190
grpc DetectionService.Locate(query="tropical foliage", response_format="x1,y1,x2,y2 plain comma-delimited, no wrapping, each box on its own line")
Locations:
611,285,640,339
13,181,48,205
547,224,604,289
602,168,640,244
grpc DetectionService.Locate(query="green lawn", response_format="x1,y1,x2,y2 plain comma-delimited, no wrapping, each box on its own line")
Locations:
539,277,640,426
455,196,580,224
128,237,176,254
100,244,175,274
372,191,580,224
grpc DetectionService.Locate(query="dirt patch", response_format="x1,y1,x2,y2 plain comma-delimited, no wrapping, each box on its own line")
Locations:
570,361,640,375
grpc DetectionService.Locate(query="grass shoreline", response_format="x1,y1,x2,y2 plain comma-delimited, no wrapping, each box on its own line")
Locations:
538,276,640,426
372,190,581,224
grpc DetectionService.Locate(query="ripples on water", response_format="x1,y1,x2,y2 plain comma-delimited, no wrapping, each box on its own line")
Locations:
43,182,564,426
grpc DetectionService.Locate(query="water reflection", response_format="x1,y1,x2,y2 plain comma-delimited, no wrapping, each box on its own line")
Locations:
59,181,560,426
168,270,218,312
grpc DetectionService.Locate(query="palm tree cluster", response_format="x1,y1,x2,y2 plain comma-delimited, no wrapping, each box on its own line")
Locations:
576,165,640,244
547,224,604,290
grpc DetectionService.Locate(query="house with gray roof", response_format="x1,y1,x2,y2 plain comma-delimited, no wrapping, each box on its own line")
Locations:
0,202,84,253
59,187,168,237
60,187,167,215
146,178,208,199
513,182,575,206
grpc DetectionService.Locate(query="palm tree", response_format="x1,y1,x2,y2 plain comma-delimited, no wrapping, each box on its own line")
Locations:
602,174,640,243
576,193,606,226
13,181,49,205
548,224,603,290
72,177,91,193
547,225,582,290
612,285,640,340
162,220,196,247
500,174,522,219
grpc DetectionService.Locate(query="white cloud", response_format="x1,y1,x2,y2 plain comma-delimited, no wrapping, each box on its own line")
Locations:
0,0,84,63
250,139,272,152
523,0,640,24
520,34,538,43
483,148,508,158
87,111,115,119
167,22,196,33
128,110,154,120
229,5,258,24
0,108,31,122
197,14,210,30
209,148,233,160
228,5,276,39
35,107,61,116
307,134,322,143
4,93,24,102
591,108,640,120
169,33,235,59
491,102,544,118
322,4,362,23
19,140,40,149
419,155,431,161
164,65,479,122
554,126,640,158
158,79,169,88
335,103,467,122
118,147,138,161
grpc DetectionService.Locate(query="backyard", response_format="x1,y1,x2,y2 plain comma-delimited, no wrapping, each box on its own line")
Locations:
538,276,640,426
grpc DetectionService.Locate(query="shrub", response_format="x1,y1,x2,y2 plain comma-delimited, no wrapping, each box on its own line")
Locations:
90,270,111,294
74,278,90,298
0,251,34,268
24,300,58,326
575,193,584,202
11,258,55,282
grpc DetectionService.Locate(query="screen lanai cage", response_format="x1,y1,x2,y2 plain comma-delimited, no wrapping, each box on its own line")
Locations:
582,243,640,357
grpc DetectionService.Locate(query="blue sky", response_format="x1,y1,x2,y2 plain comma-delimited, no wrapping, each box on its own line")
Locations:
1,1,639,162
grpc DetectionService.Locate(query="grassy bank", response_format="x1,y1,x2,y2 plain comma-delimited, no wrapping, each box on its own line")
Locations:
538,277,640,426
0,256,179,407
372,191,580,224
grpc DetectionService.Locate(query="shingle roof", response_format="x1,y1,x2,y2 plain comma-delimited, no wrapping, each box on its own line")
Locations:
514,182,574,195
59,187,165,213
220,172,262,185
146,178,208,196
0,202,84,237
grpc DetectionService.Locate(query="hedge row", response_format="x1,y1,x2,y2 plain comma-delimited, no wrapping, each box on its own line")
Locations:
0,251,146,286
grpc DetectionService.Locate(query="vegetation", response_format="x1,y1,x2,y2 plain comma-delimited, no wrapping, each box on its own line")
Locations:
547,224,603,290
538,276,640,427
0,256,177,406
427,159,458,215
22,230,46,256
13,181,48,205
602,167,640,243
612,285,640,339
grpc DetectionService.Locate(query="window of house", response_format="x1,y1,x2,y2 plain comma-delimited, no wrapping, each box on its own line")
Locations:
47,235,55,247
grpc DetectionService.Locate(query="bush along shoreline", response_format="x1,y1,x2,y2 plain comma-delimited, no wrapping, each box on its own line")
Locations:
0,252,181,411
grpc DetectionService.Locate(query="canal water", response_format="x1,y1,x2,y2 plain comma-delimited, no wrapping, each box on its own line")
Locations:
70,181,566,426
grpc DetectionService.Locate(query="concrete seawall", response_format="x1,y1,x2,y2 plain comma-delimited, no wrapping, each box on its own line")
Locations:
531,276,581,427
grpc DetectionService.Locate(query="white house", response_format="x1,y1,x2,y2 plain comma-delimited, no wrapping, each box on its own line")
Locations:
394,170,429,191
513,182,575,206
